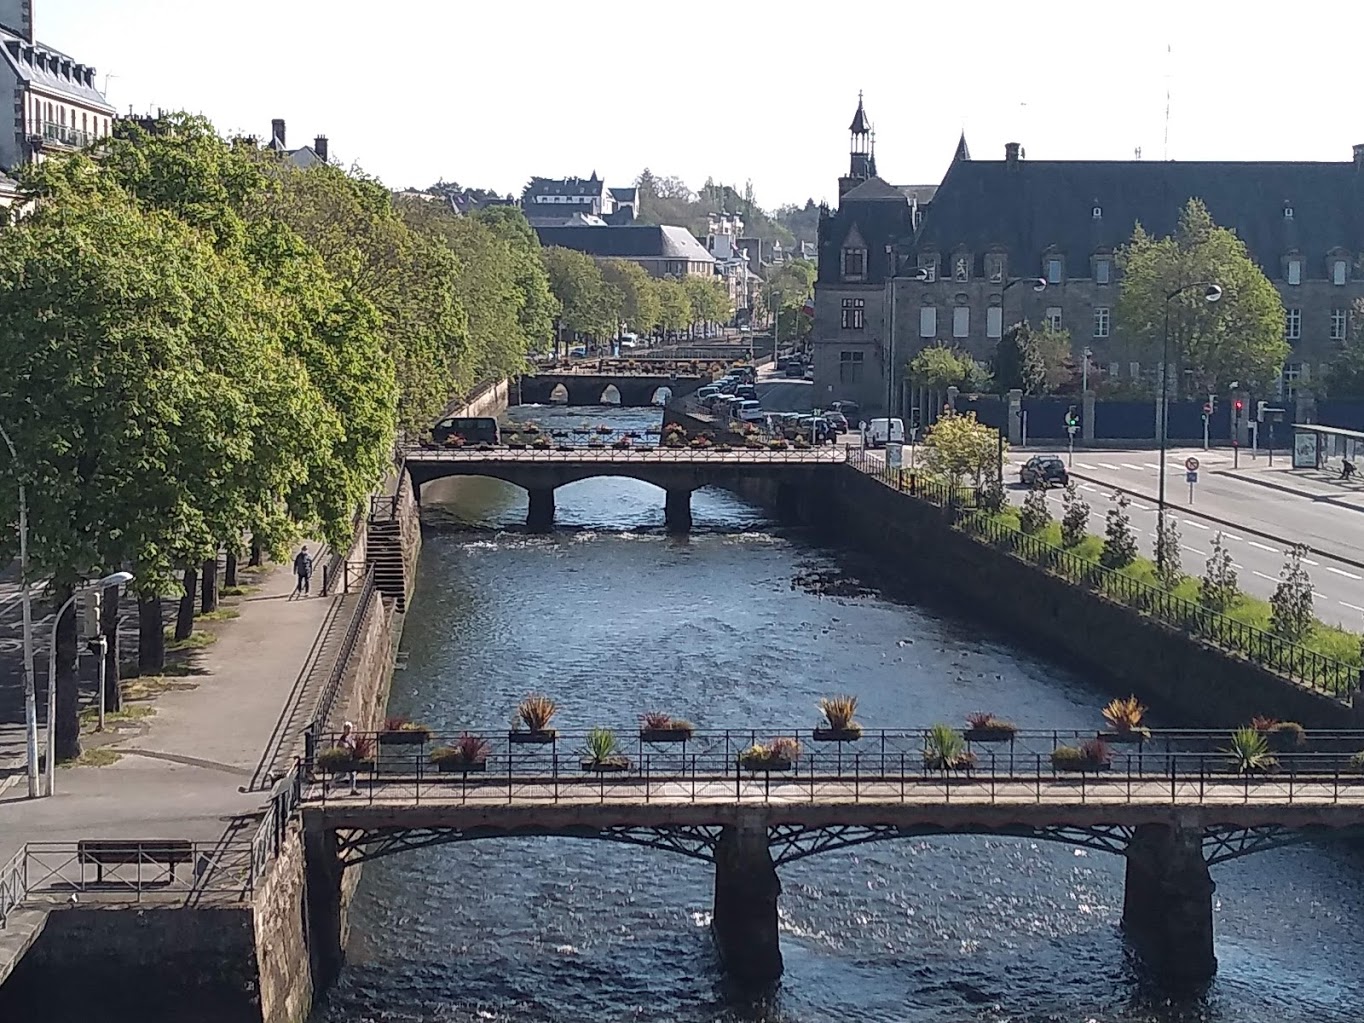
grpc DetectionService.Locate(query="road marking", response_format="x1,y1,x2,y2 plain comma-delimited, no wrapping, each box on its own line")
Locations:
1143,463,1161,470
1122,463,1146,471
1182,545,1205,556
1252,570,1276,582
1246,540,1279,553
1340,601,1364,613
1300,556,1319,566
1220,533,1242,542
1313,592,1327,600
1079,483,1098,492
1186,521,1209,530
1129,501,1150,510
1076,462,1099,470
1327,566,1363,580
1097,462,1121,470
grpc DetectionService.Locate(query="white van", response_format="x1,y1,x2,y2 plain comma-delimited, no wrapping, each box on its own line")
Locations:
861,417,905,448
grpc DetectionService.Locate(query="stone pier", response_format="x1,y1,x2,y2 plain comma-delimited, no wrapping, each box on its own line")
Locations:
527,487,555,531
1122,822,1217,983
711,816,782,983
304,829,347,993
664,488,693,533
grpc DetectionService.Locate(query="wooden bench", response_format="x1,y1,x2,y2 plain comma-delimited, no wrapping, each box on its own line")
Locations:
76,839,195,885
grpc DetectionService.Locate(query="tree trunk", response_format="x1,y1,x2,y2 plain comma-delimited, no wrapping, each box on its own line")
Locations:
200,557,218,614
248,536,263,567
175,567,197,641
224,550,238,587
138,594,165,674
101,582,121,712
54,581,80,763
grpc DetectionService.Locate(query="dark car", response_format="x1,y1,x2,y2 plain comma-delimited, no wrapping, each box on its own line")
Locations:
824,411,849,434
1019,455,1069,487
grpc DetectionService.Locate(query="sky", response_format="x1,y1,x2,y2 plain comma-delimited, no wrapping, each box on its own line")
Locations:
36,0,1364,211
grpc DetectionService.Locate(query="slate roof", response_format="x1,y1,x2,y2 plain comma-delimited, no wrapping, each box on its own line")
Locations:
849,94,870,134
609,186,638,203
523,175,608,200
534,224,715,262
912,156,1364,271
0,28,112,110
816,180,915,285
841,176,908,202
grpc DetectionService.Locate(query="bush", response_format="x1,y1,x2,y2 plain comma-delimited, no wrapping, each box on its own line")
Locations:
1059,480,1089,548
1270,545,1314,641
1018,480,1051,534
1154,514,1182,590
1200,531,1238,612
1099,493,1137,569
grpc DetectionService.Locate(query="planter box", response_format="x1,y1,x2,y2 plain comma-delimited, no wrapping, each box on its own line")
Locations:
737,757,793,772
1054,760,1112,773
436,760,488,773
508,730,556,744
380,730,429,746
640,728,691,743
812,728,861,742
581,757,630,773
965,728,1016,744
1098,731,1146,745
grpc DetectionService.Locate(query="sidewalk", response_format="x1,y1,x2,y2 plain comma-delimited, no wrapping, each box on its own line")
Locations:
1215,461,1364,508
0,553,341,870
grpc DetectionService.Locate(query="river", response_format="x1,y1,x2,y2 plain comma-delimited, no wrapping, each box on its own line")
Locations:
314,404,1364,1023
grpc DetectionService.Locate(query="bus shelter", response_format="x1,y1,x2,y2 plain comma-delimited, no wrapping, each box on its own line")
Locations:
1291,423,1364,470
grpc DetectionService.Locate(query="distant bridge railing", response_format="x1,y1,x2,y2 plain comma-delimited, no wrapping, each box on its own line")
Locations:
846,451,1361,699
403,447,845,464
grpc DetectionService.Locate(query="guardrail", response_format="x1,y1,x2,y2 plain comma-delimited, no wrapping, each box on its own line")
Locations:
306,566,377,746
404,447,845,463
0,846,23,928
846,452,1360,699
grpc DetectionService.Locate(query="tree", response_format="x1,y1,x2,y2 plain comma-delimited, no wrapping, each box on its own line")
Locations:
473,205,557,357
1270,544,1314,641
1117,199,1287,396
765,259,816,341
655,278,693,336
1323,299,1364,398
921,411,999,487
1099,494,1138,569
1154,514,1183,589
1200,531,1239,612
1019,480,1051,534
992,321,1046,395
683,274,733,334
1034,323,1077,394
598,258,660,335
542,246,617,340
1060,479,1090,548
908,345,976,391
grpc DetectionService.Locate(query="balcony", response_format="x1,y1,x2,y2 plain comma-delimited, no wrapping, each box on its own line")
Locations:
34,120,95,149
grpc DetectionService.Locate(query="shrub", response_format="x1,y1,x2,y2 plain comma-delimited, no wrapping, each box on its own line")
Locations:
739,737,801,769
1154,514,1182,590
818,695,860,732
1224,725,1277,774
1079,738,1112,766
1101,696,1148,735
1270,544,1314,641
517,694,557,732
1200,532,1239,612
431,733,491,766
965,712,1017,735
1350,750,1364,772
1059,479,1090,548
923,723,974,770
640,712,694,736
1099,494,1138,569
584,727,621,764
1018,480,1051,534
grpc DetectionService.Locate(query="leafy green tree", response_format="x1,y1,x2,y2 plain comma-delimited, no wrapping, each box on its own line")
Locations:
1034,323,1076,394
1155,514,1183,589
543,246,618,340
1100,494,1138,569
1117,199,1287,395
921,410,999,486
598,258,660,335
993,321,1046,395
1060,480,1090,548
1019,480,1051,534
474,205,557,355
1323,299,1364,398
765,260,816,342
1200,531,1238,612
907,345,974,391
683,274,734,335
655,277,693,335
1270,545,1314,641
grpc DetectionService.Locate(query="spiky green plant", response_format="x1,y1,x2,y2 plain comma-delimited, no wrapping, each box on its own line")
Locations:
584,727,620,764
818,695,860,733
1224,726,1278,775
923,723,974,770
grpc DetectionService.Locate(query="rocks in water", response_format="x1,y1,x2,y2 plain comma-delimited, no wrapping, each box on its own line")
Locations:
791,568,875,599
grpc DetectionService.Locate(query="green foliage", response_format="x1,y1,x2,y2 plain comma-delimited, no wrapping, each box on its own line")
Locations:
1154,513,1183,590
655,278,693,334
1200,531,1239,612
683,274,734,330
923,724,974,770
1059,479,1090,548
584,727,621,763
1034,323,1077,394
1323,298,1364,398
1270,544,1314,641
542,246,620,340
1224,726,1277,774
1018,480,1052,534
921,411,1000,487
765,260,816,341
1117,199,1288,395
907,345,980,391
992,321,1046,395
1099,494,1138,570
597,258,660,334
633,169,796,252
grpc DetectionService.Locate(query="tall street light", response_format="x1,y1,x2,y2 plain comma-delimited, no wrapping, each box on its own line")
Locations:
45,570,132,795
1157,281,1223,571
0,424,37,798
995,277,1048,483
886,257,931,422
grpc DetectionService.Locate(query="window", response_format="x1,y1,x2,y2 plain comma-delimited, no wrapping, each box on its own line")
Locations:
1332,308,1349,340
1281,362,1302,398
838,350,864,385
1092,206,1103,219
986,254,1005,283
1284,206,1294,219
1045,306,1063,331
1045,257,1064,284
1285,307,1301,341
1094,258,1111,285
1108,361,1121,380
1287,259,1302,285
840,297,865,330
1335,260,1349,286
919,306,937,338
841,247,866,278
917,255,937,282
1093,306,1111,338
986,306,1003,339
953,306,969,338
953,255,970,282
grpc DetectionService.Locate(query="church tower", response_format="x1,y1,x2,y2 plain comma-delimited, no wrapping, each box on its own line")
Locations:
838,92,876,197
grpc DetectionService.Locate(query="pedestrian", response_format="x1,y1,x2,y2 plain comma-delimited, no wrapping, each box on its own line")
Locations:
293,546,314,596
338,721,360,796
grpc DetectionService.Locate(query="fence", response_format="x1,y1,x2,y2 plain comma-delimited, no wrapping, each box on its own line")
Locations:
846,452,1360,699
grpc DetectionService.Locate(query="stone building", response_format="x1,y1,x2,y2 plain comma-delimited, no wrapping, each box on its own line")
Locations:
521,173,638,227
532,224,714,278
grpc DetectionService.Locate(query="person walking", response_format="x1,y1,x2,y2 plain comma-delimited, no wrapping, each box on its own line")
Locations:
293,546,314,597
338,721,360,796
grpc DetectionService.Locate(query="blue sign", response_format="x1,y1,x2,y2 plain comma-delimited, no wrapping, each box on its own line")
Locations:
1186,471,1198,484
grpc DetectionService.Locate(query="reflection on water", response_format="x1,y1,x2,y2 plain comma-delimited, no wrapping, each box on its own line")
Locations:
314,405,1364,1023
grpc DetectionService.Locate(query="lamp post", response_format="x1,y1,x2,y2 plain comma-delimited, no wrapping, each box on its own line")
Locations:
45,570,133,795
1156,282,1223,572
887,259,931,423
995,277,1048,483
0,424,37,798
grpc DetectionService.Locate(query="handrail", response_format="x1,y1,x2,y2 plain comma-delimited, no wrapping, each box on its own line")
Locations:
308,565,377,739
0,846,24,929
403,447,845,463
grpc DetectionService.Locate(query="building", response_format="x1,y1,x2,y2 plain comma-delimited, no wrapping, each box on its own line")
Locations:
0,0,114,204
533,224,714,278
264,118,330,169
706,212,760,321
521,173,638,226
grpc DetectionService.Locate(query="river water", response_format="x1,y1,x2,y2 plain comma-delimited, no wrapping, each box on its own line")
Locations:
314,404,1364,1023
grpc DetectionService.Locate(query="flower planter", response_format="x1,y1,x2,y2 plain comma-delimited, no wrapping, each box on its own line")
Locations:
965,728,1016,744
640,728,691,743
380,730,429,746
436,760,487,773
812,728,861,742
737,757,793,772
508,730,556,744
581,757,630,773
1098,731,1146,745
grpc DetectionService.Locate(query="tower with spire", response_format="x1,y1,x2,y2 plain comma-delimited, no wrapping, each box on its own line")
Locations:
839,92,877,197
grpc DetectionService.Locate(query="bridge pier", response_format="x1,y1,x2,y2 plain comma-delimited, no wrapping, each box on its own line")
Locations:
711,819,782,984
664,489,692,533
1122,823,1216,984
304,829,346,991
527,488,556,531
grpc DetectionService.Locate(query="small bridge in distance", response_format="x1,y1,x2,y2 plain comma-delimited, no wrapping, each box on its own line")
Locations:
516,372,708,407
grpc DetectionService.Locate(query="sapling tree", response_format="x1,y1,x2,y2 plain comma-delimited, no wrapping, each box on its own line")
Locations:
1019,479,1051,534
1270,544,1314,641
1099,494,1138,569
1059,479,1090,548
1199,531,1238,612
1154,514,1183,590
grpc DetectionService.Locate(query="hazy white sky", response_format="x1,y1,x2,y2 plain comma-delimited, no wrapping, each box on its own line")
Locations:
38,0,1364,209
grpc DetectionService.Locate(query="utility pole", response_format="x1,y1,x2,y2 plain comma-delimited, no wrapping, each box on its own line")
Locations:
0,425,37,798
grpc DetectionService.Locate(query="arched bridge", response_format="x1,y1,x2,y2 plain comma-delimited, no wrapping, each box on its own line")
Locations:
517,373,707,407
403,448,843,530
299,726,1364,988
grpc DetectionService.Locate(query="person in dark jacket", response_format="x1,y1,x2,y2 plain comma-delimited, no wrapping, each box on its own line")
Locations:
293,547,314,596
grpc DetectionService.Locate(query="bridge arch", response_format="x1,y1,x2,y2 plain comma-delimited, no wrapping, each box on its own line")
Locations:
599,384,622,405
548,383,569,404
651,386,673,406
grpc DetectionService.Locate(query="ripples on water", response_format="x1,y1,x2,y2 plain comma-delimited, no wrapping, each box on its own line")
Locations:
315,406,1364,1023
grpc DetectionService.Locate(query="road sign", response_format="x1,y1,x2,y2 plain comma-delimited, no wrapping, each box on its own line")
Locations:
1186,470,1198,484
1202,403,1212,415
1185,456,1200,471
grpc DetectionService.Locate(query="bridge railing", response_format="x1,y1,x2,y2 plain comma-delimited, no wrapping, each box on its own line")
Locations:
298,727,1364,808
402,447,846,463
845,452,1361,699
0,846,23,928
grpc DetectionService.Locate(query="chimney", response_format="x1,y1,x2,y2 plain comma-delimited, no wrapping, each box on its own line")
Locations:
271,118,286,147
314,135,328,163
1005,142,1021,164
1354,144,1364,171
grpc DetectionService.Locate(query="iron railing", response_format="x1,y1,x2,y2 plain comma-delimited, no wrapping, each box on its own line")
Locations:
38,120,95,148
307,565,377,744
0,846,23,928
404,446,844,463
846,452,1361,698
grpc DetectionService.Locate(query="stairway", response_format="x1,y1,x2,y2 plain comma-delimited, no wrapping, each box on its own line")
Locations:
367,518,408,611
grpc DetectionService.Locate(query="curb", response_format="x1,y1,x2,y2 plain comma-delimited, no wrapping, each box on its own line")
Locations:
1067,471,1364,572
1212,469,1364,511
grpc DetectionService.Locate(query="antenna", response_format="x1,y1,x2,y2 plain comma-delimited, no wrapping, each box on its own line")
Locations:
1163,43,1172,160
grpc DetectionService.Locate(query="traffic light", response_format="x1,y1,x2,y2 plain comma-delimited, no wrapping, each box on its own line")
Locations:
1207,395,1217,413
1257,400,1269,423
81,589,102,641
1064,405,1079,428
1233,399,1244,416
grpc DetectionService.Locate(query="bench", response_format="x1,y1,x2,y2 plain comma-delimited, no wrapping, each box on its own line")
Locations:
76,839,195,885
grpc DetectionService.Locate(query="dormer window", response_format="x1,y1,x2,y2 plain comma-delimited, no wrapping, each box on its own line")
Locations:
1287,258,1302,286
1334,259,1349,286
1094,257,1112,285
1284,205,1295,219
917,254,938,282
1045,256,1064,285
1092,206,1103,219
841,247,866,279
953,255,970,282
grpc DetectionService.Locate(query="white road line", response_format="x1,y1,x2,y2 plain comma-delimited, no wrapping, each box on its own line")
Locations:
1220,533,1242,542
1327,566,1362,579
1313,592,1327,600
1182,545,1205,556
1340,601,1364,613
1122,463,1146,471
1143,463,1161,469
1130,501,1150,511
1097,462,1121,470
1252,570,1277,582
1246,540,1279,553
1186,521,1209,530
1076,462,1099,470
1300,556,1319,566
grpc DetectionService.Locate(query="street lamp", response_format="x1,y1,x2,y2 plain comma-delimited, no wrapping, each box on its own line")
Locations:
45,569,133,795
995,278,1048,482
1156,282,1222,571
887,260,931,422
0,424,37,799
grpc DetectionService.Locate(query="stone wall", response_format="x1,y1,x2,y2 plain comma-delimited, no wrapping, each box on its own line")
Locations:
254,825,312,1023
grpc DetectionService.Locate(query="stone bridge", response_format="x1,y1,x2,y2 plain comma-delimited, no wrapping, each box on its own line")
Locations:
516,373,707,407
403,448,841,530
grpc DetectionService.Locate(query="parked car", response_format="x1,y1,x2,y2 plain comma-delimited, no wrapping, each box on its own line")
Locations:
736,400,764,422
861,418,905,449
824,411,849,434
830,401,861,424
734,383,758,401
796,415,836,445
1019,455,1069,487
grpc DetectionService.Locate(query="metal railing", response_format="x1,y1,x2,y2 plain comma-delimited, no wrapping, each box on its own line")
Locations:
299,727,1364,809
0,846,23,928
846,452,1361,698
404,446,845,463
306,565,378,745
38,120,95,148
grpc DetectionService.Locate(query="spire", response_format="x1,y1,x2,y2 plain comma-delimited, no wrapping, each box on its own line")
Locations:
954,131,971,162
849,91,870,134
